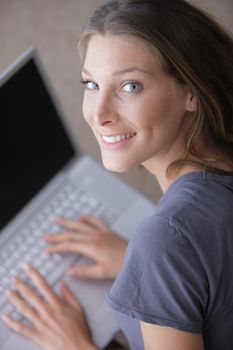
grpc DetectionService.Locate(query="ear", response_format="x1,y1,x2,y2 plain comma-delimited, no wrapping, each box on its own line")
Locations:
186,91,198,112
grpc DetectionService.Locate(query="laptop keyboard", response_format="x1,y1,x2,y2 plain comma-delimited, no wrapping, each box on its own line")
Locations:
0,182,117,321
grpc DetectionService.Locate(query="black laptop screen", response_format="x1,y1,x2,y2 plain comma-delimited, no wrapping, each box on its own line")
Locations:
0,58,76,230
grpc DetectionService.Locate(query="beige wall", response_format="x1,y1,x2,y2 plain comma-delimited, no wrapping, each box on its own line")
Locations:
0,0,232,203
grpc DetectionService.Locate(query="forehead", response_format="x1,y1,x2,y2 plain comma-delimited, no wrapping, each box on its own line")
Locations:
83,34,162,74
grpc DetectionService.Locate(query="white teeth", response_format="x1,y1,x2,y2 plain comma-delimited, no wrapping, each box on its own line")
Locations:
102,133,135,144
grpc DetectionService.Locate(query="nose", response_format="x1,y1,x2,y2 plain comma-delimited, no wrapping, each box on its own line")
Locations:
93,92,119,126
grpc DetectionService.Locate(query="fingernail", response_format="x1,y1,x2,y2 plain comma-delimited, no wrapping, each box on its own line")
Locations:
43,236,54,242
5,290,11,297
55,216,64,222
43,235,51,240
23,263,30,271
2,315,9,322
60,280,66,288
11,276,18,283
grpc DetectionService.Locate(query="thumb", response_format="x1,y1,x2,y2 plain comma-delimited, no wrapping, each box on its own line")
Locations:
60,281,82,311
66,264,103,280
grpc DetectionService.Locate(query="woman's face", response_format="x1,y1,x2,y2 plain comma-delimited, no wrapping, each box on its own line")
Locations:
81,34,195,174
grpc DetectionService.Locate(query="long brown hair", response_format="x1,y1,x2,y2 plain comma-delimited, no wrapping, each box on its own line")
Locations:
78,0,233,175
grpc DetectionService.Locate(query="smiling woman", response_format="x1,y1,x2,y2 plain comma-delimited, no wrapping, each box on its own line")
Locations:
79,0,233,180
3,1,233,350
79,1,233,349
80,34,197,178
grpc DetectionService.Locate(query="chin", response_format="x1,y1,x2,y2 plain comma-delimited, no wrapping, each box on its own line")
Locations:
101,155,134,173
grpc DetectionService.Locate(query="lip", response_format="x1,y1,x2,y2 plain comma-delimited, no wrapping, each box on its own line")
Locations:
99,132,136,137
99,132,136,149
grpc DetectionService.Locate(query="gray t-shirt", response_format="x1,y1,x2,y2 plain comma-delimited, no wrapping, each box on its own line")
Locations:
106,171,233,350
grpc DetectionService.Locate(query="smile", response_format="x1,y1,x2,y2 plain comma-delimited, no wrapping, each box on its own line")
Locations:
102,133,136,144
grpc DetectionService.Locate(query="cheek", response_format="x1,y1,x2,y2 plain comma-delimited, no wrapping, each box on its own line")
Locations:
82,94,93,126
137,90,182,131
129,90,162,126
127,98,160,131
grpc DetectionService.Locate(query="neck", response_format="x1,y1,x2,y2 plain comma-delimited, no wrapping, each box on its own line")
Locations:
142,160,201,193
142,147,233,194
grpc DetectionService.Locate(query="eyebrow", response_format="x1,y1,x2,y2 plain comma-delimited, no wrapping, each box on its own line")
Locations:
82,66,150,76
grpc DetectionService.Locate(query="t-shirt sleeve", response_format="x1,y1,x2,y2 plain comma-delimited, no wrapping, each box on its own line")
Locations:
106,216,208,333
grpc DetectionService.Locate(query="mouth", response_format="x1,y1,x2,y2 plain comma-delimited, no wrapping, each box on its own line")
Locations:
101,132,136,144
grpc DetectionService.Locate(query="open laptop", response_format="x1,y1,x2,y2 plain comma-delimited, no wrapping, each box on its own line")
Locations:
0,48,156,350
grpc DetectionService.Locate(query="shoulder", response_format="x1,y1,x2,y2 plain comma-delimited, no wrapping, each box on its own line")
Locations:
106,173,233,332
133,171,233,251
127,176,202,260
106,175,210,328
107,210,207,332
127,213,185,263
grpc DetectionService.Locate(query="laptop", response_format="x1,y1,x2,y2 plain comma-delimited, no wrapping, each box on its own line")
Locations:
0,48,155,350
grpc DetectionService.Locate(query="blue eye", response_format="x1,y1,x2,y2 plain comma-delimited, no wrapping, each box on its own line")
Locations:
122,82,142,93
80,80,99,90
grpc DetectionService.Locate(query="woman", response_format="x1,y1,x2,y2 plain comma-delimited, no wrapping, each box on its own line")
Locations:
3,0,233,349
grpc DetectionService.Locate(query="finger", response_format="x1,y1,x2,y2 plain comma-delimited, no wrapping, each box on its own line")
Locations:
11,276,52,318
46,242,82,254
62,219,102,235
60,281,82,311
79,215,109,231
56,215,109,233
22,265,60,308
71,220,104,234
66,264,104,280
2,315,39,341
54,217,92,232
48,241,102,262
44,231,88,243
46,241,95,257
6,290,41,326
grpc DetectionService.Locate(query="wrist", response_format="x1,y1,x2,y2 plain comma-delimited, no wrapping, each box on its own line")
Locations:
86,345,99,350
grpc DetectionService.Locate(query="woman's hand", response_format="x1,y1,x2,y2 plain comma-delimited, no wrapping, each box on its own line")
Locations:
44,215,128,280
3,265,98,350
